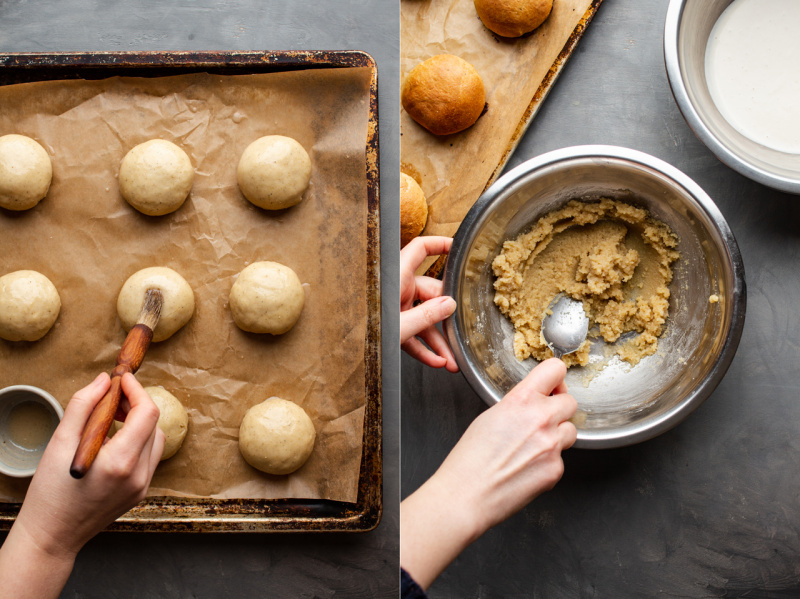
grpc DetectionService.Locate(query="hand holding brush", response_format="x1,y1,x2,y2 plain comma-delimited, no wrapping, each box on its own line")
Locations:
69,288,163,479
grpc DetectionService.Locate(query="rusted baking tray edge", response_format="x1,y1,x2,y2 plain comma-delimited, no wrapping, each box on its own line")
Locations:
0,51,382,533
425,0,604,279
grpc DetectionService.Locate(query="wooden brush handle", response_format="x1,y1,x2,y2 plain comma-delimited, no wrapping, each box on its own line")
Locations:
69,324,154,479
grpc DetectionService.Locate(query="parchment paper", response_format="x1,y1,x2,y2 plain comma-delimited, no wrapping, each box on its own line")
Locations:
401,0,597,271
0,67,373,503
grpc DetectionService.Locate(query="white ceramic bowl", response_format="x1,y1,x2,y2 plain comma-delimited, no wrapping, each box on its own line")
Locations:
0,385,64,478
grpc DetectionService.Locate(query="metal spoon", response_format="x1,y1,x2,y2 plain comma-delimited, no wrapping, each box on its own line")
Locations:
541,293,590,359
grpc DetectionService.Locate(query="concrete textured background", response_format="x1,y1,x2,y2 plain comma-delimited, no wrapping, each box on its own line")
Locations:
0,0,400,597
402,0,800,597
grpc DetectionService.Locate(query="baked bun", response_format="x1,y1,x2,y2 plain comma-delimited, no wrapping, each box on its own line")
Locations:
402,55,486,136
474,0,553,38
400,173,428,247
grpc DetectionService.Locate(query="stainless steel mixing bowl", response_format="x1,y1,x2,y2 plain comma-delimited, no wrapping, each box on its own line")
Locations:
665,0,800,194
443,146,746,448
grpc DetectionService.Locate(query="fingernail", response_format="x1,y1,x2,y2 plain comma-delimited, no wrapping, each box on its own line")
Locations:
93,373,106,385
440,296,457,315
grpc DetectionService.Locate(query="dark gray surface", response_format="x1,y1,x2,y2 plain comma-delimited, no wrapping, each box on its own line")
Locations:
0,1,399,597
402,0,800,596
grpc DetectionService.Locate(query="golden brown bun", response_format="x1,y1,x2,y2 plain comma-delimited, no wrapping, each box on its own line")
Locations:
474,0,553,38
402,55,486,136
400,173,428,247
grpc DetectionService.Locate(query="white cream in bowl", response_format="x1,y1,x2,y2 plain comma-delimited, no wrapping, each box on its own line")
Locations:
705,0,800,154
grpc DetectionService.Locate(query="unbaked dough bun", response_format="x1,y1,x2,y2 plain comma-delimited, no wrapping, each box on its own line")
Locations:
400,173,428,247
237,136,311,210
0,270,61,342
118,140,194,216
117,267,194,342
0,134,53,211
238,397,316,475
114,386,188,460
402,55,486,136
474,0,553,37
229,262,305,335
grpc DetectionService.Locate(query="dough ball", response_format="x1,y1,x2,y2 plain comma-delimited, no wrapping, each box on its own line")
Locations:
0,270,61,342
402,55,486,136
400,173,428,247
238,397,316,475
118,140,194,216
229,262,305,335
237,136,311,210
146,387,188,460
114,386,188,460
117,267,194,342
0,134,53,211
474,0,553,37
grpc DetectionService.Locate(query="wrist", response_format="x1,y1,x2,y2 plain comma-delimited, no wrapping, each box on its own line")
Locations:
424,470,487,545
12,511,80,568
433,441,508,538
0,518,77,599
400,471,487,590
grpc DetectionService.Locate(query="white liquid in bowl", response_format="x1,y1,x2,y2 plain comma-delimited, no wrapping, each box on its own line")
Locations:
705,0,800,154
8,401,56,449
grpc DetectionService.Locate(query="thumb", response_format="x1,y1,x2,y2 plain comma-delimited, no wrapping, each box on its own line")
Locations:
508,358,567,400
59,373,111,436
400,296,457,343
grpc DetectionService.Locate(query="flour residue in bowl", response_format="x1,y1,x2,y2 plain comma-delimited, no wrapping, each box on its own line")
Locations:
705,0,800,154
492,199,680,368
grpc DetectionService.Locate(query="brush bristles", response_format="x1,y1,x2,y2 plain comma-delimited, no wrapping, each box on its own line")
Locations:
137,288,164,330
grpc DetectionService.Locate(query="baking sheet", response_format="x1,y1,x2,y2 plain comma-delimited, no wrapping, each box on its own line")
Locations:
401,0,603,275
0,59,375,513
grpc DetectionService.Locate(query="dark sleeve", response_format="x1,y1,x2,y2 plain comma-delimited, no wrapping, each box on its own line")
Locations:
401,568,429,599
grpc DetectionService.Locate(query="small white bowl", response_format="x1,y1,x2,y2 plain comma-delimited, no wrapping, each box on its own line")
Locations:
0,385,64,478
665,0,800,194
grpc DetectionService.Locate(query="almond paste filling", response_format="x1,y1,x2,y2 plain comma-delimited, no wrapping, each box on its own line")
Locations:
492,198,680,368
